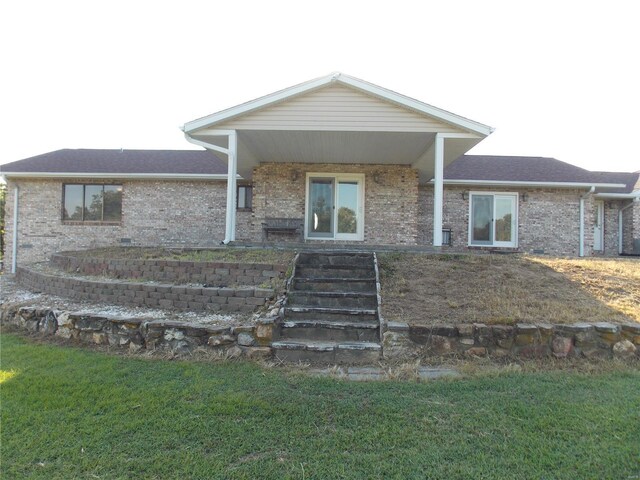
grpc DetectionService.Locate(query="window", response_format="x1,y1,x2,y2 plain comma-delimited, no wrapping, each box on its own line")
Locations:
468,193,517,247
63,184,122,222
237,185,252,210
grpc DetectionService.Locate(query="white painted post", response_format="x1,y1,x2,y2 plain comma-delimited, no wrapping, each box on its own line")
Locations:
433,134,444,247
224,131,238,243
228,131,237,242
11,185,19,273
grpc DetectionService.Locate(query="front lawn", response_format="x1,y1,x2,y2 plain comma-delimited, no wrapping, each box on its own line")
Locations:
379,253,639,325
1,334,638,479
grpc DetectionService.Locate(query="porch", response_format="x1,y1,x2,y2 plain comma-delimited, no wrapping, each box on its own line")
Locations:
182,73,493,248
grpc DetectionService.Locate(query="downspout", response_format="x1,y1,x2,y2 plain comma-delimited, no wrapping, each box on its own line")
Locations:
11,184,19,273
579,187,595,257
618,197,639,254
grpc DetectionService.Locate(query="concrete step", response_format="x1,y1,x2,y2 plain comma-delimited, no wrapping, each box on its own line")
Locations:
296,265,374,279
292,277,376,293
272,340,382,365
297,252,374,268
284,306,378,323
275,319,380,342
287,291,378,309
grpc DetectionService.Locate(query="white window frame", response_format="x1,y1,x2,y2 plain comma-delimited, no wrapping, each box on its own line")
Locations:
467,191,519,248
305,173,365,241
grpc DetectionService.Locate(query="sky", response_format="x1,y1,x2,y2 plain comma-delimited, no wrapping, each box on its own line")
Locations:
1,0,638,173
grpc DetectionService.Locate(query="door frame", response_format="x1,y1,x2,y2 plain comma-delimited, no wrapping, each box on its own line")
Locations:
304,172,365,241
467,191,519,248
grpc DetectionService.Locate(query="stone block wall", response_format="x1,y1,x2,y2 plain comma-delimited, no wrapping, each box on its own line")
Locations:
383,321,640,360
419,185,595,256
248,163,419,245
3,178,255,267
50,253,287,286
16,267,275,313
0,305,275,358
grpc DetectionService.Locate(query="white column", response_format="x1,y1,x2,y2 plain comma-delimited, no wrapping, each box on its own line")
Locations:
224,131,238,243
433,134,444,247
11,185,19,273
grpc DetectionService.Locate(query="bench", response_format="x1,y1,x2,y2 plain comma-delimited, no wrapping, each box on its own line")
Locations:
262,217,304,242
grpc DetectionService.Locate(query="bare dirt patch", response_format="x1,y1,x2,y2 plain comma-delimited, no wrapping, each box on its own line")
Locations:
378,253,639,326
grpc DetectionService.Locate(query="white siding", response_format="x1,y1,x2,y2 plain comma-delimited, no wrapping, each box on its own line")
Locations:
211,84,465,133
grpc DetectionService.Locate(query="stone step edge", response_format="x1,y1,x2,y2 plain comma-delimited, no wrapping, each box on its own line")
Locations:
296,264,374,270
293,277,377,282
280,319,379,330
285,306,378,315
272,340,382,352
289,291,378,298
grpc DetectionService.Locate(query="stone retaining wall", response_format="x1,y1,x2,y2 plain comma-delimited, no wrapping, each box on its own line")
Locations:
16,267,275,313
383,321,640,360
51,253,287,286
0,305,275,358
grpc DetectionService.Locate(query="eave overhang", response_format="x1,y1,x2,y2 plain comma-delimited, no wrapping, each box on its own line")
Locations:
0,172,235,181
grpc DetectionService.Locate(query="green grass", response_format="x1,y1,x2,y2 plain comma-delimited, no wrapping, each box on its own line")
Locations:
1,334,639,479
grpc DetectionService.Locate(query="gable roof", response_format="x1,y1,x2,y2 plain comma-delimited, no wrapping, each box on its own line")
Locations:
444,155,630,190
1,149,228,179
182,72,495,137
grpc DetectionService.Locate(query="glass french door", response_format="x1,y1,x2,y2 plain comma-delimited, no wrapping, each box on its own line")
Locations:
307,175,364,240
470,193,517,247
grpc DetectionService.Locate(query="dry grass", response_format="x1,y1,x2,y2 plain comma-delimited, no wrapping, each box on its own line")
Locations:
69,246,296,265
378,253,639,326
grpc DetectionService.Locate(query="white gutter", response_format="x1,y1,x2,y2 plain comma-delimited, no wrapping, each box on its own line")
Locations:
1,172,234,181
438,179,626,189
618,198,639,254
594,192,640,199
11,184,19,273
579,187,595,257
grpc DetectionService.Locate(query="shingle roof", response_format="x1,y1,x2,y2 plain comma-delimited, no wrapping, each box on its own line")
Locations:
589,171,640,194
0,149,227,175
444,155,597,183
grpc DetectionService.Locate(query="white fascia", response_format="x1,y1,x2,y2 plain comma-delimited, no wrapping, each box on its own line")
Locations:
182,74,337,133
1,172,233,180
337,75,494,136
181,72,494,137
594,192,640,199
439,179,627,189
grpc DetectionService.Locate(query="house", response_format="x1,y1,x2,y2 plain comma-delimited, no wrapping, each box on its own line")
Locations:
2,73,639,271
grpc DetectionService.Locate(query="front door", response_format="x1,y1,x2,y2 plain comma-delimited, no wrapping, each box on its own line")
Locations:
594,201,604,251
306,174,364,241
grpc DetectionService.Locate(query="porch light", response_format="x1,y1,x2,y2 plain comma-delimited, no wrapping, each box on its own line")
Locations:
290,170,300,182
521,193,528,202
462,191,469,201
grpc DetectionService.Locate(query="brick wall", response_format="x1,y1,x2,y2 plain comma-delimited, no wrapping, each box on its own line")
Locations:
418,185,595,256
3,179,254,267
249,163,419,245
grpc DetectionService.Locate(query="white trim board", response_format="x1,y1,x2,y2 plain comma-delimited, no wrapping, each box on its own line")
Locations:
439,179,626,189
1,172,236,181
